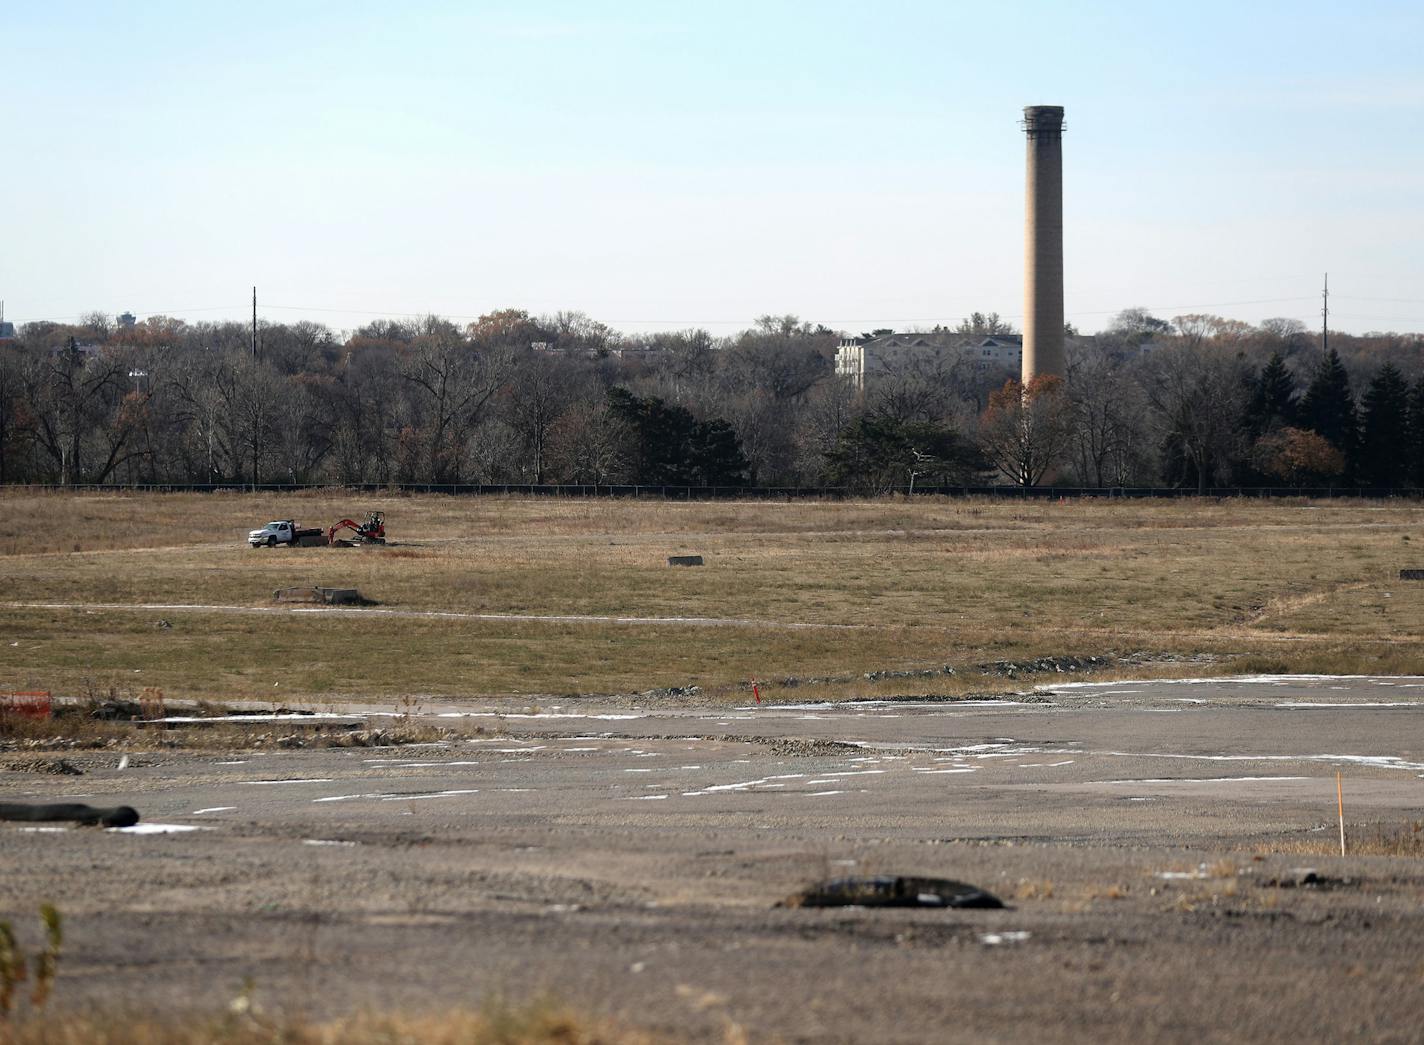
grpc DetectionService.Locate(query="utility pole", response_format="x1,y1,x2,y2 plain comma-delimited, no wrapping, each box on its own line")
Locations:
1321,273,1329,357
251,286,258,359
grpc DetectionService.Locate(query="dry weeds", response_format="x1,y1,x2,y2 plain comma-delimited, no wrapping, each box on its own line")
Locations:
1264,821,1424,858
0,995,665,1044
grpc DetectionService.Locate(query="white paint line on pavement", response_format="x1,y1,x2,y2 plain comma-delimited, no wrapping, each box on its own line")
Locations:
379,789,479,801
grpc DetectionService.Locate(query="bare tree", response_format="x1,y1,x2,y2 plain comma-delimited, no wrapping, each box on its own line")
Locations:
539,311,617,357
502,351,579,483
21,339,136,484
546,396,628,483
865,350,968,425
1066,344,1153,486
978,376,1073,486
1140,340,1249,493
954,311,1016,336
399,323,508,483
328,341,402,484
283,372,337,482
792,377,860,484
724,317,834,401
211,353,291,486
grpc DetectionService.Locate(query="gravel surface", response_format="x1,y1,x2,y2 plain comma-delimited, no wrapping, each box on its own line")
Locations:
4,675,1423,1042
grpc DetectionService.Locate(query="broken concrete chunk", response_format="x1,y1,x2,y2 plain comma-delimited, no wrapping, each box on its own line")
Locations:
273,586,365,605
1263,868,1353,890
89,698,143,721
779,875,1004,909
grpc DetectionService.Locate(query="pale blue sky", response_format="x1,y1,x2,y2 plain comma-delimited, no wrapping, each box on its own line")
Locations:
4,1,1422,335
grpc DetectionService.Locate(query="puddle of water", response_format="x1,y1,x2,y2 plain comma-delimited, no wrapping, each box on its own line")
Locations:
747,700,1033,713
110,824,210,834
683,773,807,797
1277,702,1423,709
1107,776,1310,784
979,931,1030,946
1098,751,1424,773
1043,674,1424,693
911,768,977,775
439,711,646,721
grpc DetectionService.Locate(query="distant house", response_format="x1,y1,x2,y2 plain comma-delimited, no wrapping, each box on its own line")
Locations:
530,339,608,360
835,332,1023,391
608,344,665,363
47,338,105,362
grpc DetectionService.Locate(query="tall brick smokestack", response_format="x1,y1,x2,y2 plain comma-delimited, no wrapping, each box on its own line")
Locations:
1021,105,1065,383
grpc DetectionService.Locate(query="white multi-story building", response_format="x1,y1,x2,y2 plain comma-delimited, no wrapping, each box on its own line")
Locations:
835,332,1023,391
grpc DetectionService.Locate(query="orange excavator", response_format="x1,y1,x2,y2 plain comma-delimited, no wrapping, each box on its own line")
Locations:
327,511,386,545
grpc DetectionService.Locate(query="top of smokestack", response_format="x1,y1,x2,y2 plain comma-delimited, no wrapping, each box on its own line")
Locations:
1021,105,1065,137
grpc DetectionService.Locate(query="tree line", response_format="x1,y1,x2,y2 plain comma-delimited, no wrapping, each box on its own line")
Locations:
0,307,1420,491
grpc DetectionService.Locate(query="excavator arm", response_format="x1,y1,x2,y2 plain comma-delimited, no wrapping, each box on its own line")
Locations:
326,512,386,545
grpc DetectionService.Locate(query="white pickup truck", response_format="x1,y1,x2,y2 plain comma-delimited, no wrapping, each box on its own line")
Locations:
248,520,325,548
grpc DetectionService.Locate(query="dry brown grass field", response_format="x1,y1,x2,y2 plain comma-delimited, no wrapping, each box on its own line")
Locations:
0,997,661,1045
2,490,1422,704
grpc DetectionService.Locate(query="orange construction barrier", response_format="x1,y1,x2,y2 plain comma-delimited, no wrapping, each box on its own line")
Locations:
2,691,53,720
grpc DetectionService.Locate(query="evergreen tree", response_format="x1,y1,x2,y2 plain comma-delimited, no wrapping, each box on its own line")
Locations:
1244,352,1297,438
605,388,748,486
1298,349,1358,475
1409,377,1424,488
1358,363,1412,488
825,416,984,493
686,416,751,486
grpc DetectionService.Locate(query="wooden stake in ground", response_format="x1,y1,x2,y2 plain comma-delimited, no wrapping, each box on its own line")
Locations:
1337,771,1346,857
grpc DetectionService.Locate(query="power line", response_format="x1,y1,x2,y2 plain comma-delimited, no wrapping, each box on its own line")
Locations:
1333,295,1424,305
1330,313,1424,323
